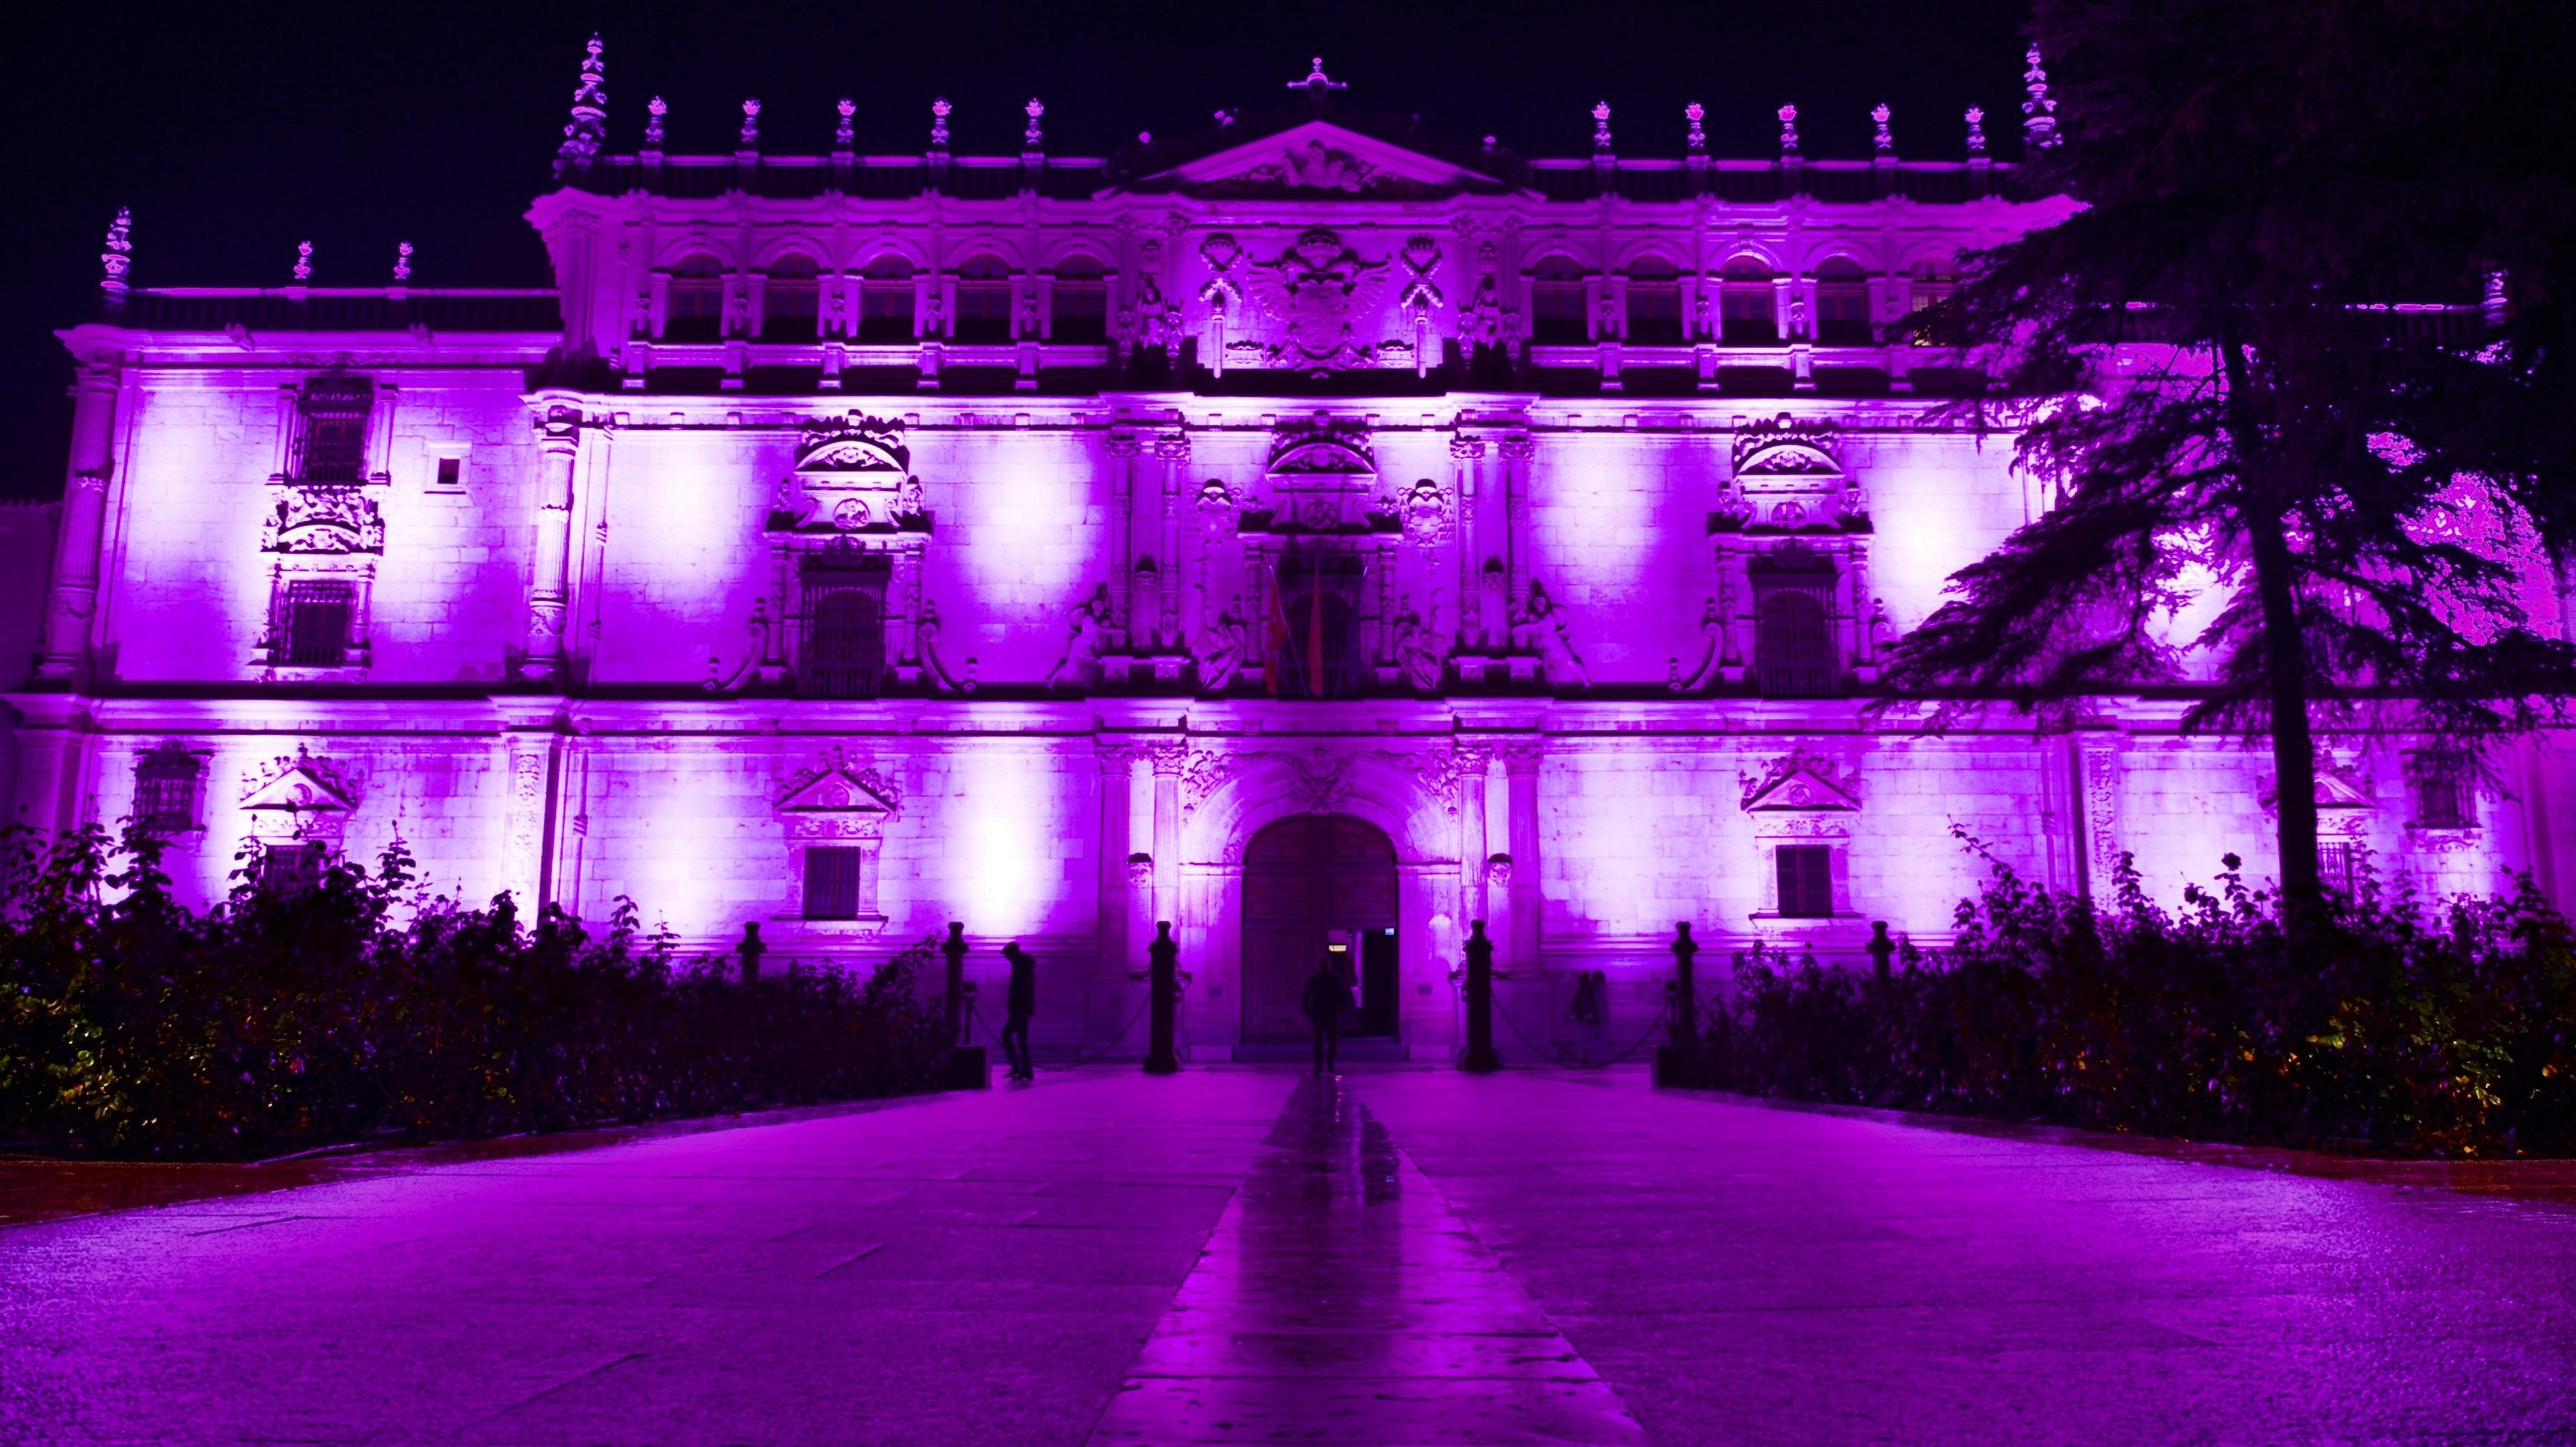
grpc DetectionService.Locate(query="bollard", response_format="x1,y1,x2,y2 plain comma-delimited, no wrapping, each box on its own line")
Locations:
1143,920,1181,1074
1654,921,1701,1088
941,921,968,1044
1462,920,1500,1073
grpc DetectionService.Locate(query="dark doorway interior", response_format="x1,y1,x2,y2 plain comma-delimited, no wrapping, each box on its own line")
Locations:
1240,814,1399,1043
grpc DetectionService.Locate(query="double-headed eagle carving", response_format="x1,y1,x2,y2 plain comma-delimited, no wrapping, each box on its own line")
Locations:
1245,227,1391,373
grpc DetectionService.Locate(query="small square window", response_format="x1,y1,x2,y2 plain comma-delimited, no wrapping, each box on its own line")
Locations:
1776,844,1834,918
434,456,463,489
135,750,201,834
258,843,325,891
804,847,865,920
2317,842,2359,894
2412,758,2471,829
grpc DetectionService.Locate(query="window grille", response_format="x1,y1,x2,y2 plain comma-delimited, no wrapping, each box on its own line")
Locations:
1051,258,1109,342
1530,256,1588,344
1776,845,1834,918
1625,261,1684,344
1908,261,1959,346
953,255,1014,342
258,842,325,891
1813,258,1872,345
2414,758,2471,828
1270,557,1366,701
804,846,865,920
857,258,915,343
1719,258,1779,346
291,377,374,482
797,550,891,700
1755,589,1838,697
666,254,725,341
762,254,821,342
275,579,354,668
135,751,200,834
2316,842,2359,894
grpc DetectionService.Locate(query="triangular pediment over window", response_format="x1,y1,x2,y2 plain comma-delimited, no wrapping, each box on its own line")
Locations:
1741,761,1861,812
777,764,901,817
1137,122,1502,198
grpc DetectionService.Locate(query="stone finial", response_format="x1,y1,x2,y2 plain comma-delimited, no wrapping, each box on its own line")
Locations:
1872,103,1894,155
930,97,951,151
1592,101,1613,153
1481,134,1498,155
1965,104,1988,157
2023,44,2060,150
291,240,313,283
1288,57,1346,99
1024,97,1044,150
99,207,132,297
835,98,855,151
553,32,607,179
643,95,667,150
1777,104,1799,158
1685,102,1706,155
739,97,761,150
393,241,413,284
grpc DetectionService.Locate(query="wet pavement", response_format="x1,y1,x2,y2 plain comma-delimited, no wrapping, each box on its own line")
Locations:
5,1067,2575,1444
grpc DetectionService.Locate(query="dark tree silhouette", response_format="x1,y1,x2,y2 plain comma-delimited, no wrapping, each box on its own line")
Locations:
1885,0,2576,915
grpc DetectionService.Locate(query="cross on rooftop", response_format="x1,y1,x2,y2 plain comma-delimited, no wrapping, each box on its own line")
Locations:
1288,57,1347,105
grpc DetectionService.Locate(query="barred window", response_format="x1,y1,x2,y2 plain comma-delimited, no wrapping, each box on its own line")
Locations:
1624,258,1684,345
135,751,201,834
258,842,325,892
857,257,915,343
1051,255,1109,342
1530,255,1588,344
2414,757,2471,828
1755,590,1837,697
2317,842,2359,894
803,846,864,920
1813,258,1872,345
1776,845,1833,918
797,548,891,700
953,254,1014,342
291,377,374,482
666,253,725,341
762,253,821,342
276,579,354,668
1719,258,1779,346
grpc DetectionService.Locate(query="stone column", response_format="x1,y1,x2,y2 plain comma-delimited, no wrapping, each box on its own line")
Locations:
1499,434,1536,618
1148,741,1187,925
35,351,123,682
1106,434,1141,638
524,401,583,683
1450,435,1484,648
1155,434,1190,647
1499,740,1544,969
2072,729,2122,906
501,728,558,907
1096,742,1136,976
1457,743,1492,924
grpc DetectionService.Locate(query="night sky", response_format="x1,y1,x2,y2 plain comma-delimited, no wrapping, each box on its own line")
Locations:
0,0,2030,499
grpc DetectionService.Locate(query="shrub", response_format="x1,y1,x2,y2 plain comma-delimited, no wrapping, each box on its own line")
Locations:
0,823,951,1160
1690,830,2576,1157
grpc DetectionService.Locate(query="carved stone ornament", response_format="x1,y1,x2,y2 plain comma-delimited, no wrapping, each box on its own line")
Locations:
1401,479,1450,541
1733,415,1842,477
1267,418,1376,477
776,416,928,534
239,744,361,841
263,487,386,555
1192,600,1249,693
1290,750,1355,814
1044,583,1114,689
1245,228,1392,373
1180,749,1237,817
1741,751,1861,812
777,749,903,841
1396,234,1444,322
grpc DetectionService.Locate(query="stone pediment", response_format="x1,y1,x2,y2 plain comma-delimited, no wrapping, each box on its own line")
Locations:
240,746,360,839
1267,420,1376,478
774,419,928,535
778,761,902,817
1147,122,1496,198
1741,755,1860,812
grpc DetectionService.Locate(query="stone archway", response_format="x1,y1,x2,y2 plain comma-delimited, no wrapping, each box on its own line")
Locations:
1239,814,1399,1043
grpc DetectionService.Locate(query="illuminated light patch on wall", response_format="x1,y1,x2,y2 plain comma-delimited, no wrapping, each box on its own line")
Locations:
944,746,1080,937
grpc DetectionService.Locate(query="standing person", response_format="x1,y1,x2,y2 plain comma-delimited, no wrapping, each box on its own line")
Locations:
1000,941,1036,1081
1301,955,1353,1076
1568,970,1603,1066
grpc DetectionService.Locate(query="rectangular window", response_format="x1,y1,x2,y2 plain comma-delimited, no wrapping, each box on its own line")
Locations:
135,754,200,834
434,456,464,490
291,377,374,482
1776,844,1834,918
1754,586,1839,698
804,847,864,921
277,580,354,668
2414,760,2471,829
797,551,892,700
258,843,324,891
2317,842,2358,894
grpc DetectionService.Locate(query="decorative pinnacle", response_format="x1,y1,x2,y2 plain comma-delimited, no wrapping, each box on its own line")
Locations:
1289,57,1347,98
930,97,951,151
2023,44,2059,150
292,240,313,283
99,207,132,296
1024,97,1044,150
1965,104,1987,156
393,241,413,284
1684,102,1706,155
835,98,855,151
739,98,761,150
1872,104,1894,154
643,95,666,150
1777,104,1799,157
1591,101,1613,152
553,32,607,179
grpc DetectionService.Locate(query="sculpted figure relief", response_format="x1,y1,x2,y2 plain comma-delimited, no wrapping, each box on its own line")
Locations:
1045,584,1113,689
1511,579,1590,688
1193,600,1249,693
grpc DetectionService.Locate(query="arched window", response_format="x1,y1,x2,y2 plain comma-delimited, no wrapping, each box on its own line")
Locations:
1909,259,1959,346
953,254,1014,343
857,257,916,344
1625,258,1684,345
1813,257,1872,345
1530,255,1588,345
761,253,821,343
1050,255,1108,343
1755,590,1837,698
666,253,725,342
1719,258,1778,346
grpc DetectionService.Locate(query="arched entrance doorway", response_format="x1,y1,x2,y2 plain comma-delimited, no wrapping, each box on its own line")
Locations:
1240,814,1399,1043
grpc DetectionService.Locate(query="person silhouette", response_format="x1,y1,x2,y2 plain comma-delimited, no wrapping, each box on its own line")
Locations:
1301,954,1354,1075
1000,941,1036,1081
1569,970,1605,1065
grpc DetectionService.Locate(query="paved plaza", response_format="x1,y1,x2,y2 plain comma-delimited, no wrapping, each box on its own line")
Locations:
5,1068,2575,1445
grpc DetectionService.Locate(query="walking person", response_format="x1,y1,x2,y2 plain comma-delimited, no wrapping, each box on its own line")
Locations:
1000,941,1036,1081
1568,970,1605,1066
1301,954,1354,1076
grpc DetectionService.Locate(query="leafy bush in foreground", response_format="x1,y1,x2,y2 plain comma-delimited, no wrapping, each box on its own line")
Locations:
1690,832,2576,1157
0,824,950,1160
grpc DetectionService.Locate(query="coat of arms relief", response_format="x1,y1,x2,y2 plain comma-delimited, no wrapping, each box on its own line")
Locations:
1243,227,1394,373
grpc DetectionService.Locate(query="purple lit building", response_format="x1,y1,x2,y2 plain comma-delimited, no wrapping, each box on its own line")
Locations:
5,47,2558,1060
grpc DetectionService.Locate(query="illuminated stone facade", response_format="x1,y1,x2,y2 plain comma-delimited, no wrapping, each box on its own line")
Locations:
9,54,2565,1059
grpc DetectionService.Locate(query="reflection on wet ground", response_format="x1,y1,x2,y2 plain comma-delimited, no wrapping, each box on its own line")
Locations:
1090,1076,1646,1446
